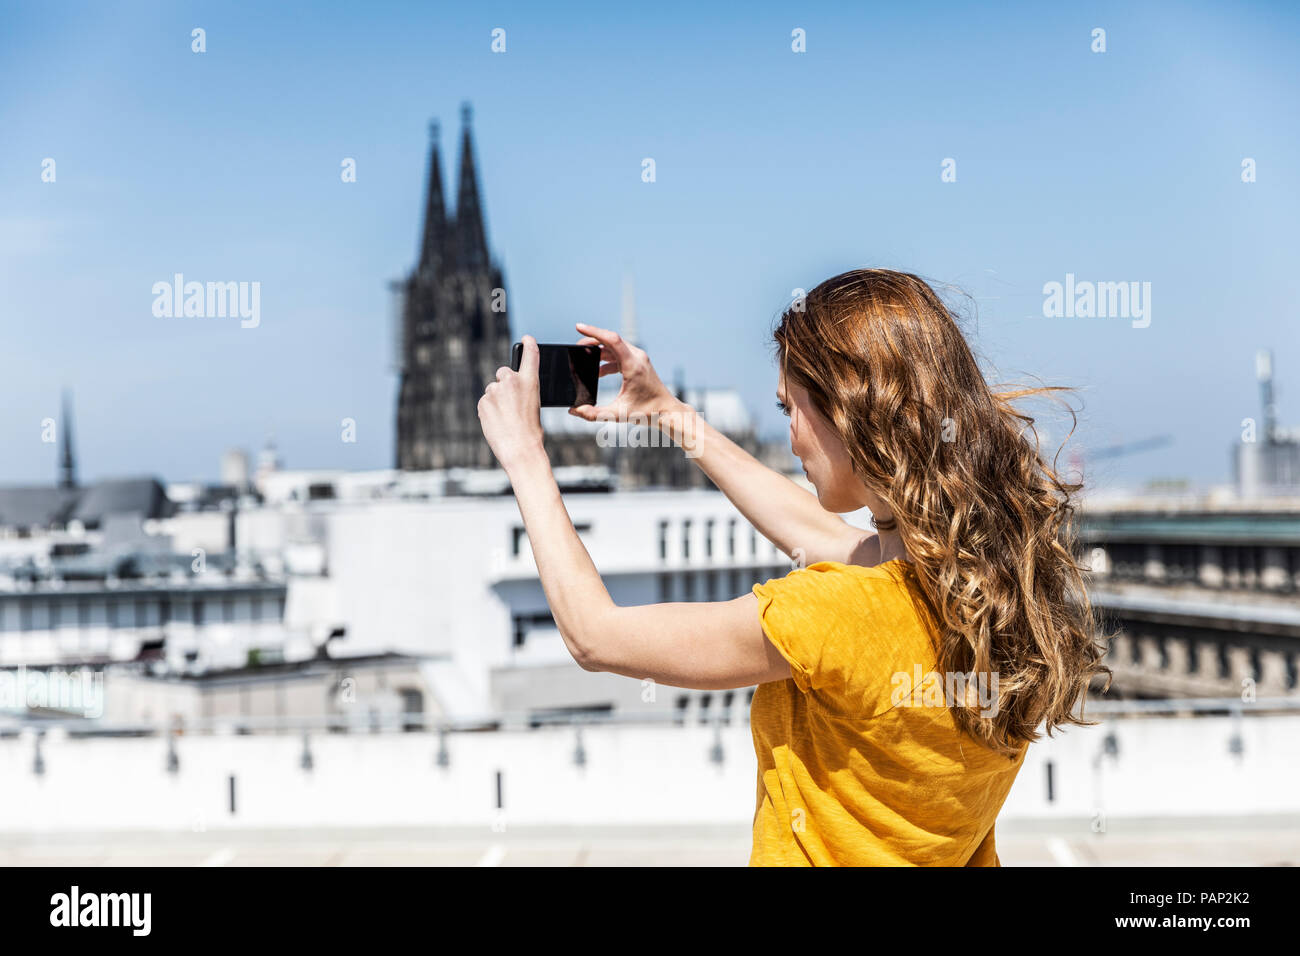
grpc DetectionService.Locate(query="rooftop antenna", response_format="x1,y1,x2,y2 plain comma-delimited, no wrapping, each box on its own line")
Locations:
1257,349,1276,444
58,388,77,490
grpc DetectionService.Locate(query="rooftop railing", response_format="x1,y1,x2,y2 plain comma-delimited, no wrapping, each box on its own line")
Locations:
3,695,1299,740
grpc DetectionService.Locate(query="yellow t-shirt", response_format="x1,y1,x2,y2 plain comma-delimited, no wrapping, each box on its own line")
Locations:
749,559,1028,866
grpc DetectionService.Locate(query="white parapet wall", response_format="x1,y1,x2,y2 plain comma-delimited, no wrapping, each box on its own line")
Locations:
0,714,1297,833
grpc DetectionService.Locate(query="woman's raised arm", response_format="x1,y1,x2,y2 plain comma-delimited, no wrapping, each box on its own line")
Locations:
476,337,792,690
569,323,873,567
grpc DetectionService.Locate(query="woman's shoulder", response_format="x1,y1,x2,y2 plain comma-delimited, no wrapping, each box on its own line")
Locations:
751,558,937,711
754,558,928,626
801,557,919,590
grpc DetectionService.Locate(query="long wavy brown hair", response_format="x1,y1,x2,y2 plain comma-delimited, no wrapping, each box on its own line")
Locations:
774,268,1111,757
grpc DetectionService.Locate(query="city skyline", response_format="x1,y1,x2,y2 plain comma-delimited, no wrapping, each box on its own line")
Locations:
2,1,1298,489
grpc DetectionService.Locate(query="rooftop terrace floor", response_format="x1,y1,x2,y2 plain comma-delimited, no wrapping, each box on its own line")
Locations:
2,816,1296,866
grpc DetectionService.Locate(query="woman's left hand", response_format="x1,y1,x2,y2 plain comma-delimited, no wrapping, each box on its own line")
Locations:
478,334,546,471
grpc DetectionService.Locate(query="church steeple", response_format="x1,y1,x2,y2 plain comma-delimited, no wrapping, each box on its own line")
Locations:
396,104,513,472
454,102,489,272
58,388,77,490
418,120,447,276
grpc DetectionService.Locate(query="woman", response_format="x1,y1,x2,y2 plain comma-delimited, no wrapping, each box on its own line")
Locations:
477,268,1109,866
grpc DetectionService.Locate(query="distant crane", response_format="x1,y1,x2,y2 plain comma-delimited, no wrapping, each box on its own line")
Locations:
1068,434,1174,483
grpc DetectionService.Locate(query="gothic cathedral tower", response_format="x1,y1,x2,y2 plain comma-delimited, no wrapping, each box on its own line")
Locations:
396,104,512,470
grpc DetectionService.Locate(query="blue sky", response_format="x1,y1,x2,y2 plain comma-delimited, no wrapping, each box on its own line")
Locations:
2,0,1297,490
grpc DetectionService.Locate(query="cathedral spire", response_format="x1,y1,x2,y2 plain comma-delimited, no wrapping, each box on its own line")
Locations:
454,102,489,271
58,388,77,490
396,103,512,472
418,120,447,275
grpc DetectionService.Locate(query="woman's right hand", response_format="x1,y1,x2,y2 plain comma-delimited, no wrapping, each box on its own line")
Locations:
568,323,683,426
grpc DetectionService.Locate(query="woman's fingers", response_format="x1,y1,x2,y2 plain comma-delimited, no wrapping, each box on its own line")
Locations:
576,337,622,368
568,404,607,422
576,337,626,382
517,334,540,383
575,323,634,363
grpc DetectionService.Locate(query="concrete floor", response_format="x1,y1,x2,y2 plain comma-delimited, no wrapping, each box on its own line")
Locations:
1,817,1297,866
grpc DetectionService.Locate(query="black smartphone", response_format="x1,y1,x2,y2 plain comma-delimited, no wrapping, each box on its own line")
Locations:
510,342,601,407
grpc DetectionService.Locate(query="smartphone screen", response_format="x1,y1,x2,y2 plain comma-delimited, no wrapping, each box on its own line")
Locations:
510,343,600,407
